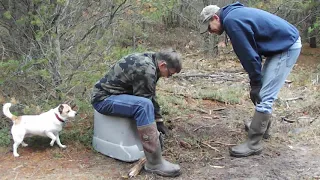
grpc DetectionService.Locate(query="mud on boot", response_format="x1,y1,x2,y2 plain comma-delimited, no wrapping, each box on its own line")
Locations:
137,123,181,177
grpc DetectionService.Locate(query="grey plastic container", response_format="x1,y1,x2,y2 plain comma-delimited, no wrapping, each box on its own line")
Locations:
92,110,144,162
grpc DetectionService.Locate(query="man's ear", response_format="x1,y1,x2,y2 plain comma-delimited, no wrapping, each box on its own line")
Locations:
158,61,167,67
213,14,219,20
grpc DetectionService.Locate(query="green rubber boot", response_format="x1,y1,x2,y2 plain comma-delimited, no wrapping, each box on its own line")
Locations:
230,111,271,157
244,117,272,139
137,123,181,177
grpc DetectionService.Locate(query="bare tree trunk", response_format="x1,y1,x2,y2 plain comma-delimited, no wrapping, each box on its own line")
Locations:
309,3,318,48
132,19,136,50
310,36,317,48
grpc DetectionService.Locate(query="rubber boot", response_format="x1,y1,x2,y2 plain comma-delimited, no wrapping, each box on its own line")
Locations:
137,122,181,177
244,118,272,139
230,111,271,157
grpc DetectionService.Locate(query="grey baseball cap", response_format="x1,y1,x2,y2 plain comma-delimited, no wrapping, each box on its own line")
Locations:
200,5,220,34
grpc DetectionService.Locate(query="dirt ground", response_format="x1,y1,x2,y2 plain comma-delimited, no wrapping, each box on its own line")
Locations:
1,45,320,180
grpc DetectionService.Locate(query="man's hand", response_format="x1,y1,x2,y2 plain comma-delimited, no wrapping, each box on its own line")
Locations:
156,121,169,135
250,84,262,105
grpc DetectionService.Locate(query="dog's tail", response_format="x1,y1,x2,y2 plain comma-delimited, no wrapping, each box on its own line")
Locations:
3,103,17,121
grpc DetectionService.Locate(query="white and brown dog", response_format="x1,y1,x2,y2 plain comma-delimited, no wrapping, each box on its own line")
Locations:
2,103,77,157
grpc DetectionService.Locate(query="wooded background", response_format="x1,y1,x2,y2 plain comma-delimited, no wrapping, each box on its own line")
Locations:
0,0,319,119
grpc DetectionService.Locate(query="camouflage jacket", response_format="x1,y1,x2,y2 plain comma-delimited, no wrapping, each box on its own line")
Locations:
91,52,162,119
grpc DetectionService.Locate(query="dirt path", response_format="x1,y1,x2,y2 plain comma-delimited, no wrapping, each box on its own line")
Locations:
0,144,127,179
1,129,319,180
1,106,319,180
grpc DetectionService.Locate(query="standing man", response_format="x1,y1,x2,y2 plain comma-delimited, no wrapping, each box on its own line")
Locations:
91,49,182,176
200,2,301,157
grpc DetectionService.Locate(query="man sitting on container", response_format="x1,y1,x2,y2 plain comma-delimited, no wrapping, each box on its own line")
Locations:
91,48,182,177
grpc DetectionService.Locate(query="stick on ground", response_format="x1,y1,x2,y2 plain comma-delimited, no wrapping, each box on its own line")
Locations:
127,157,147,178
201,142,220,152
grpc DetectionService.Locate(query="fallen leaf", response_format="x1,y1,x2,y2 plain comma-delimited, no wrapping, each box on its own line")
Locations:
179,140,192,149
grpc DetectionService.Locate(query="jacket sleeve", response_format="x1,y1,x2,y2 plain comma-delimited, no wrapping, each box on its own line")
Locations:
132,65,162,119
152,95,162,119
227,29,262,86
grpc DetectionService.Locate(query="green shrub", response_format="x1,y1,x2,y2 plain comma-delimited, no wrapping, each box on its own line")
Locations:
60,127,93,148
0,128,11,147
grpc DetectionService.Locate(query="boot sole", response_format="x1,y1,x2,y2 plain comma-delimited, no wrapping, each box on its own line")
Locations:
145,168,181,177
229,148,263,158
144,167,181,177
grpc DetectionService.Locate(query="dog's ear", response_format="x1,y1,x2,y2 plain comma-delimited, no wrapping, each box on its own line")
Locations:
58,104,64,114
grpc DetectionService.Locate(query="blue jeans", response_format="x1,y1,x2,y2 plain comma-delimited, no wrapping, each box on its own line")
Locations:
256,37,302,114
92,94,155,127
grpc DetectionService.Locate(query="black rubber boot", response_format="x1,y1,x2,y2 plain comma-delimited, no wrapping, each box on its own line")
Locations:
244,118,272,139
137,122,181,177
230,111,271,157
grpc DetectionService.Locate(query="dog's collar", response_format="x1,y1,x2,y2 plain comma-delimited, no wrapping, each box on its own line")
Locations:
55,113,65,123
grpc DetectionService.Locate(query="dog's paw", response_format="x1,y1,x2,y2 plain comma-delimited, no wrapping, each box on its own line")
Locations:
50,142,54,146
13,153,20,157
60,145,67,148
21,143,28,147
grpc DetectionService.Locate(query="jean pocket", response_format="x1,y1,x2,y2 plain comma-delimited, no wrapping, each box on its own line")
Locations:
286,49,299,68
